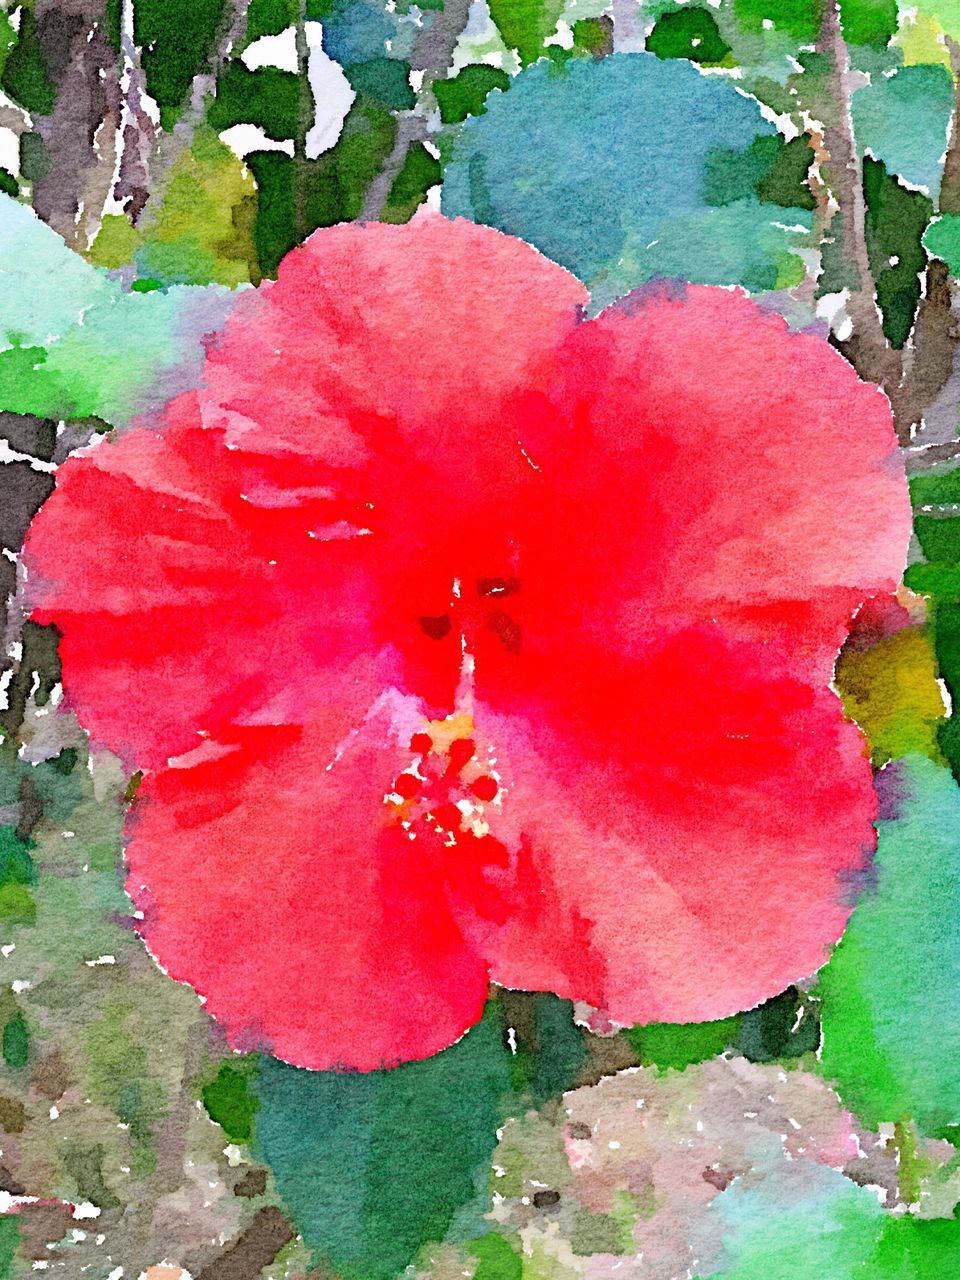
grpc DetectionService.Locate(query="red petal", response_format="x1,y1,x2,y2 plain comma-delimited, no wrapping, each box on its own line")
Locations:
478,626,876,1024
23,423,416,768
502,283,909,684
124,701,490,1071
24,220,589,758
197,216,587,469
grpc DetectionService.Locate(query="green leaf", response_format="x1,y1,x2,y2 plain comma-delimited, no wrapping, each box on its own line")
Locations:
207,63,302,140
135,0,229,126
244,0,301,41
0,13,17,83
442,54,812,308
647,7,733,66
698,1160,886,1279
818,755,960,1133
131,127,259,287
382,142,442,223
0,1217,19,1279
245,98,395,275
624,1017,739,1071
469,1233,522,1280
500,992,588,1104
866,1216,960,1277
736,987,820,1063
488,0,565,65
853,64,954,200
435,64,510,125
839,0,899,47
202,1061,260,1142
0,829,36,889
732,0,820,42
0,9,55,115
704,135,815,212
572,18,613,57
253,1007,512,1280
924,213,960,276
864,156,932,350
2,1013,28,1070
0,195,237,424
835,625,945,766
344,57,415,110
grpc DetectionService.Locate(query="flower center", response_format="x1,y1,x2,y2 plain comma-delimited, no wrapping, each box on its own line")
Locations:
383,714,505,858
417,576,522,654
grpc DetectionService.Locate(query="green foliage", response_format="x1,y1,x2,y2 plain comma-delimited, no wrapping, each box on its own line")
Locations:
345,57,416,109
572,18,613,57
818,756,960,1133
2,1013,28,1071
864,157,933,350
203,1060,260,1141
488,0,565,65
132,127,259,286
757,136,816,210
0,1218,18,1279
625,987,818,1072
469,1233,523,1280
0,830,36,889
909,477,960,756
1,8,55,115
835,625,945,766
737,987,820,1062
135,0,229,126
703,135,815,211
0,193,237,423
839,0,898,47
732,0,821,42
648,6,733,65
254,1007,512,1280
624,1016,739,1071
435,65,510,124
246,98,396,275
867,1216,960,1277
383,142,442,223
248,993,589,1278
502,993,588,1105
0,12,16,82
208,63,302,140
245,0,301,41
924,213,960,276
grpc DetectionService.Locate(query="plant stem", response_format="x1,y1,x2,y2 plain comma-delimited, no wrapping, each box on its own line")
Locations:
359,0,472,223
817,0,903,417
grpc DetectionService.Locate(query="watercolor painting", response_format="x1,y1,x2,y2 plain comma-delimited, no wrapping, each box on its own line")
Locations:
4,0,960,1274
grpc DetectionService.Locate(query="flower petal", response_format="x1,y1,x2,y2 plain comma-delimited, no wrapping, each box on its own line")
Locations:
479,626,876,1024
23,423,408,768
505,283,910,682
197,215,588,471
124,699,491,1071
24,219,590,759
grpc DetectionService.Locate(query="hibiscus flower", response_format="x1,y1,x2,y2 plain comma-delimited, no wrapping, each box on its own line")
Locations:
22,217,909,1071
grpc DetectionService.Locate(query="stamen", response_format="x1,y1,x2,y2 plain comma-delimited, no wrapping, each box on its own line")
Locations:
470,775,499,802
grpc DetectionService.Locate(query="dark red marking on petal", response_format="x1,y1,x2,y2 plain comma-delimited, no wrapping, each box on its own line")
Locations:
488,609,522,654
418,614,452,641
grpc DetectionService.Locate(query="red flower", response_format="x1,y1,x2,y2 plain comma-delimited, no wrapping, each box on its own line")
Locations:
23,218,909,1070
